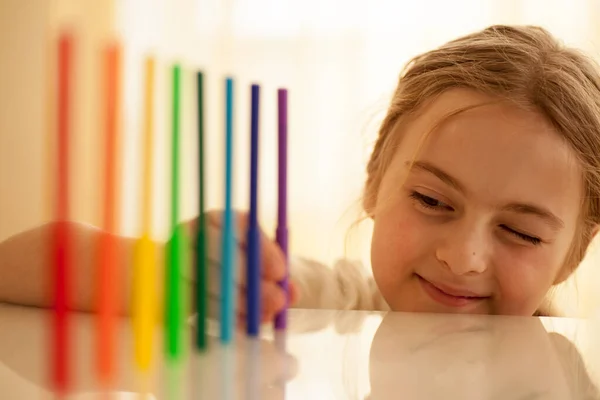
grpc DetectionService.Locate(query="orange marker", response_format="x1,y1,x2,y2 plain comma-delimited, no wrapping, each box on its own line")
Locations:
97,42,121,386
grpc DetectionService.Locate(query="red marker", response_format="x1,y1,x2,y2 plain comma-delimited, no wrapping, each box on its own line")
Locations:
52,32,73,394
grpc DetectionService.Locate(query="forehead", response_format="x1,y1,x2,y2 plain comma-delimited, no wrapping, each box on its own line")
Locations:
393,89,583,222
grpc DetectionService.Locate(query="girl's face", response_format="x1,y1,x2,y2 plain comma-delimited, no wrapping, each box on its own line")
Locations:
371,89,583,315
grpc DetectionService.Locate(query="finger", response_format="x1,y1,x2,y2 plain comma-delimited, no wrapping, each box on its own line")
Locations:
206,278,288,332
204,215,251,297
206,284,246,319
207,291,220,321
206,293,248,332
206,210,286,281
205,263,296,320
206,209,249,233
206,221,247,284
269,279,300,309
205,213,286,284
207,255,245,306
261,281,287,319
288,279,300,305
208,281,285,327
255,281,299,324
238,281,287,321
258,235,286,282
183,209,246,236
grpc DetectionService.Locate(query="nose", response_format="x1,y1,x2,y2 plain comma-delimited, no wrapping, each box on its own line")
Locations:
435,220,490,276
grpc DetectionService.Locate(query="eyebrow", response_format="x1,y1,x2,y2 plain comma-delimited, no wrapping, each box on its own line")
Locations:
407,161,466,193
501,203,564,230
406,161,565,230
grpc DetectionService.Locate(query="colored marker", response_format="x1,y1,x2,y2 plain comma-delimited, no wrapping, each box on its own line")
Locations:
97,42,121,386
166,64,187,360
196,71,208,350
52,31,73,394
247,84,261,336
220,78,236,344
132,56,157,371
274,89,289,330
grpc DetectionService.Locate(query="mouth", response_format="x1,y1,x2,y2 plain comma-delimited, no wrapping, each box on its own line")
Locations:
416,274,489,308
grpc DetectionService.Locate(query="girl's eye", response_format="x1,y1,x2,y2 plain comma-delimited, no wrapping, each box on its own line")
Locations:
410,191,453,211
500,225,542,246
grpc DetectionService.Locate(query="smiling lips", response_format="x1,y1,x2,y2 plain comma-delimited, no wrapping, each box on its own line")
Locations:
417,274,489,307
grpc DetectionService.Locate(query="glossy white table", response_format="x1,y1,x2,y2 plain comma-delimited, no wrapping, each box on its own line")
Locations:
1,303,600,399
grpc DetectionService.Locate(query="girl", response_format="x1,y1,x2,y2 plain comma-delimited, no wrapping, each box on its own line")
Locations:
2,24,600,321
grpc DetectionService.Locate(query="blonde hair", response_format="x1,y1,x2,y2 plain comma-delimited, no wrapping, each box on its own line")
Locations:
364,25,600,276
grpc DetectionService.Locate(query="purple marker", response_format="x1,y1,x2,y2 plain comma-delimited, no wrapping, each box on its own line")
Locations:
274,89,289,330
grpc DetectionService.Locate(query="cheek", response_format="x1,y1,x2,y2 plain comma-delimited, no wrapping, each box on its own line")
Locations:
492,249,561,314
371,202,430,282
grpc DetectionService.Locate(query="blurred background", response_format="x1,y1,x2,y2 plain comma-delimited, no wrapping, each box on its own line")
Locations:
2,0,600,317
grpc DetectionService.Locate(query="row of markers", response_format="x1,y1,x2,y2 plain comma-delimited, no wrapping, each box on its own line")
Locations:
52,33,289,394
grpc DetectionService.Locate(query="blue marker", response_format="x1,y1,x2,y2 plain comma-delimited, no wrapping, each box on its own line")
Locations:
220,77,236,343
247,84,261,336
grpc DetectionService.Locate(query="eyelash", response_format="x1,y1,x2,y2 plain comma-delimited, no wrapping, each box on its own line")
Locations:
410,191,453,211
409,191,543,246
500,225,542,245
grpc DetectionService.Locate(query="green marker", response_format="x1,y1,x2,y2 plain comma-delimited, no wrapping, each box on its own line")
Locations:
196,71,208,350
166,64,187,360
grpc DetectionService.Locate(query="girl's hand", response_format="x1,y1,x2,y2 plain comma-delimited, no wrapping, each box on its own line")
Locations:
199,210,300,328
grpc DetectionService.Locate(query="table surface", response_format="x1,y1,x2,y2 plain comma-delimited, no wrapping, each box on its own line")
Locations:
2,304,600,400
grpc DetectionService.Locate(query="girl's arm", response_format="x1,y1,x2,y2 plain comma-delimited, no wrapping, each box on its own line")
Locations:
0,215,379,323
285,256,389,334
291,256,388,312
0,221,137,313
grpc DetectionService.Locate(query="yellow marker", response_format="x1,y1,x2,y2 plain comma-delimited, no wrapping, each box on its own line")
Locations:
133,235,156,370
132,57,157,371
